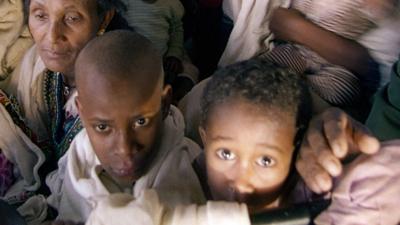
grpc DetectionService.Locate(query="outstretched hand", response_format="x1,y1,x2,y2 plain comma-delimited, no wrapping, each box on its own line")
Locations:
296,108,380,193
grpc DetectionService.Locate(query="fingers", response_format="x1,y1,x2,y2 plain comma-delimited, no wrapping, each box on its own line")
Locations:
297,107,381,194
322,108,349,158
296,141,333,193
307,116,343,177
321,107,380,157
297,161,332,194
351,120,380,155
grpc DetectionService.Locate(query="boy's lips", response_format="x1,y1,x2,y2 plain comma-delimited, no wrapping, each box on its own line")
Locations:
111,166,135,177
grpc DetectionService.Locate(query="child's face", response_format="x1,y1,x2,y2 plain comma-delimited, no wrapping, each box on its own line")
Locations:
200,99,296,213
76,69,170,189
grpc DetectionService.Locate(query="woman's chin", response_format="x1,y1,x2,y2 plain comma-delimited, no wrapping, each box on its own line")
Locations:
40,55,73,74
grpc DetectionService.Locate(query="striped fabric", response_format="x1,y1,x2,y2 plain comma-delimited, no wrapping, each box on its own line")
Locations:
258,0,392,106
121,0,185,59
260,44,361,106
292,0,378,40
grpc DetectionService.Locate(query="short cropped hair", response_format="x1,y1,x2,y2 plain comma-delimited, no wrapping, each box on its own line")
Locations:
201,58,312,147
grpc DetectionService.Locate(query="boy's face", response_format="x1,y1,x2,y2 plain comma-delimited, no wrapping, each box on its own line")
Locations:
76,69,170,189
200,99,296,213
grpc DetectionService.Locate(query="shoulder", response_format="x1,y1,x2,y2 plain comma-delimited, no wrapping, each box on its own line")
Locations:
66,129,99,175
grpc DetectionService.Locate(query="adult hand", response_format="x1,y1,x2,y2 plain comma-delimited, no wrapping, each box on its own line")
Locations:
164,56,183,75
296,108,380,194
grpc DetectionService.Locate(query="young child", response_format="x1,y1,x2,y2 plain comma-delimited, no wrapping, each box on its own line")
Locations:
46,30,204,222
261,0,398,106
197,59,312,213
121,0,199,102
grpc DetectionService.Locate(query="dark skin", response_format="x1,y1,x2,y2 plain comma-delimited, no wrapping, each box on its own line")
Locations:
270,8,379,80
53,29,173,225
296,107,380,193
74,30,172,189
200,100,296,214
76,67,171,189
27,0,114,87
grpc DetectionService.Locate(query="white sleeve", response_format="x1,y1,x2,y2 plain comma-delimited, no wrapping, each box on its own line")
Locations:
86,190,251,225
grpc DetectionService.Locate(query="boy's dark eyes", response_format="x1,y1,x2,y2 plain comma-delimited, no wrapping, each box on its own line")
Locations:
94,124,109,132
216,149,236,161
256,156,275,168
134,117,150,127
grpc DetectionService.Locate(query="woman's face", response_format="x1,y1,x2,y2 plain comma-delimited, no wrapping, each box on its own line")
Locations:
28,0,103,75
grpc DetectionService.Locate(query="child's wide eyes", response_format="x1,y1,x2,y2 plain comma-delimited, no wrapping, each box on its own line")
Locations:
256,156,275,168
216,149,236,161
95,124,109,132
134,117,149,127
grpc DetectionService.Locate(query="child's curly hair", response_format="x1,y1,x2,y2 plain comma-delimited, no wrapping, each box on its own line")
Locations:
201,58,312,148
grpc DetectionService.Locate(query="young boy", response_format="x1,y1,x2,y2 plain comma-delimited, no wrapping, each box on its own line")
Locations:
46,30,205,222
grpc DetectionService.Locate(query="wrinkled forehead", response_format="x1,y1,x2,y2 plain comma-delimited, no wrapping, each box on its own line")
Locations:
27,0,97,11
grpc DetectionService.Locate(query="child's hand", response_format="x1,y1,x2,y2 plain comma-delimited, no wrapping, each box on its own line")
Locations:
296,107,380,194
164,56,183,75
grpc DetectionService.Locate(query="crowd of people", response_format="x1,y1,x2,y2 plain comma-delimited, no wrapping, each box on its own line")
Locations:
0,0,399,224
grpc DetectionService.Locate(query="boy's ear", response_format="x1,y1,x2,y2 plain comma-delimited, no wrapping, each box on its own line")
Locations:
161,85,172,119
198,126,207,146
75,96,84,118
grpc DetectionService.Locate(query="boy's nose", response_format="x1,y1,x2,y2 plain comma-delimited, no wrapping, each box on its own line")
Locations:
116,131,138,156
231,164,255,194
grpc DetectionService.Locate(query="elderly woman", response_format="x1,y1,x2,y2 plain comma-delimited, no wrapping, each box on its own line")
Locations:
0,0,130,207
